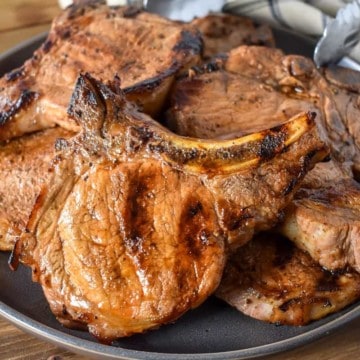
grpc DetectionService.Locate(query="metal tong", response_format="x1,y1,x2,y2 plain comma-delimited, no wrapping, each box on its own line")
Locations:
314,0,360,69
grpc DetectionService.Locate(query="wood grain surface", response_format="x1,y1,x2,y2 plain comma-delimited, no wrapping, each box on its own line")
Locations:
0,1,360,359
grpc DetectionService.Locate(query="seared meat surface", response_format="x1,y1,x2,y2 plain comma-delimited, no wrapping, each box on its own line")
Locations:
191,14,274,59
278,161,360,272
18,74,325,340
0,127,74,251
167,47,311,139
167,46,360,177
0,0,202,141
216,232,360,325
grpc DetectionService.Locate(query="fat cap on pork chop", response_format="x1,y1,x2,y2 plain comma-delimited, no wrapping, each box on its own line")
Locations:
16,73,326,341
0,0,202,141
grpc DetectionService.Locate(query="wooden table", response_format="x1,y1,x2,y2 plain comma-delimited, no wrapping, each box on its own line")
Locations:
0,1,360,359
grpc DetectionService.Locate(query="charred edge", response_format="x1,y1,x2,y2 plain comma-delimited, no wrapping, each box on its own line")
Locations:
0,90,38,126
321,154,332,163
282,177,299,196
282,148,323,196
149,138,260,168
42,39,53,53
279,298,301,312
301,148,324,175
148,142,200,165
258,131,286,160
189,56,226,76
123,66,177,94
123,6,142,18
57,28,71,40
67,73,106,122
173,30,203,56
5,66,24,82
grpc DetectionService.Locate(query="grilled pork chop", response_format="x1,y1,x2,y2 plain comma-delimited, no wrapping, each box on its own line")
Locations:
190,14,274,59
0,127,74,251
0,0,202,141
17,74,326,340
278,160,360,273
166,46,360,177
216,232,360,325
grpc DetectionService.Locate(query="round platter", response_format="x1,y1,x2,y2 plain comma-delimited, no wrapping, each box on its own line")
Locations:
0,30,359,360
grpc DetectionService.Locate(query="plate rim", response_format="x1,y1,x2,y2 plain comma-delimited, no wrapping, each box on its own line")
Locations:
0,33,360,360
1,298,359,360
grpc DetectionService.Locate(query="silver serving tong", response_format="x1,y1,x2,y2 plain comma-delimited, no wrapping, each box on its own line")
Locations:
314,0,360,69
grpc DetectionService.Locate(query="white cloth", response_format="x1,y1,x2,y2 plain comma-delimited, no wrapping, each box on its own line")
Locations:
223,0,351,37
223,0,360,63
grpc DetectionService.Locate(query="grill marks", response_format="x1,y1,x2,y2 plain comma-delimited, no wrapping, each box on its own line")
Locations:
16,71,327,339
180,198,211,259
217,233,360,325
123,166,156,256
0,2,203,140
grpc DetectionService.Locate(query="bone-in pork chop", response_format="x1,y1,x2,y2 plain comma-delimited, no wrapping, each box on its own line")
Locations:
166,46,360,177
0,127,74,251
216,232,360,325
166,44,360,275
0,0,202,141
16,74,326,340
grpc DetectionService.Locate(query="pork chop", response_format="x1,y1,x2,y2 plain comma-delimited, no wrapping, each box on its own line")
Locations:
16,74,326,341
166,46,360,177
278,160,360,272
0,127,74,251
190,13,274,60
216,232,360,325
0,0,202,141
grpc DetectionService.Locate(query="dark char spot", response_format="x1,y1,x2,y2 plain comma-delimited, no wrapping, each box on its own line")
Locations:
42,39,53,53
188,201,203,217
258,132,285,160
0,90,37,126
5,66,24,82
279,298,300,312
173,30,203,55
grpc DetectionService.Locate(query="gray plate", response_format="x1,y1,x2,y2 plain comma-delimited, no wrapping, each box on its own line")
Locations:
0,31,360,360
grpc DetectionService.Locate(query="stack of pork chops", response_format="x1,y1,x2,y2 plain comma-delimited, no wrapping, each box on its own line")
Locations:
0,0,359,341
